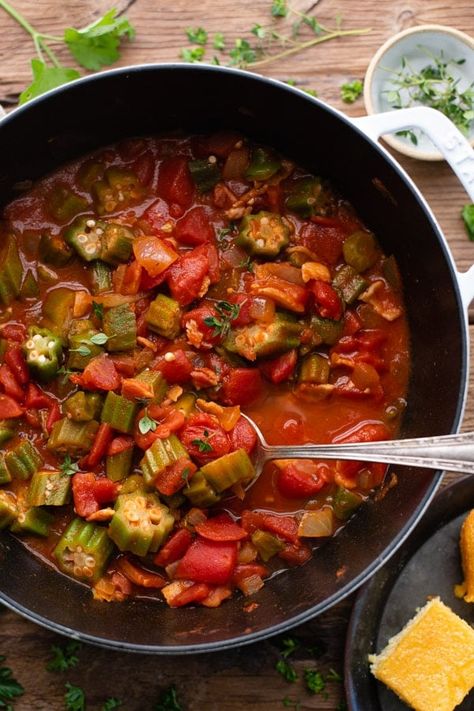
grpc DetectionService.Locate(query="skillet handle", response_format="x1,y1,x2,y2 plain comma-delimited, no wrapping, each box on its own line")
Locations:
354,106,474,307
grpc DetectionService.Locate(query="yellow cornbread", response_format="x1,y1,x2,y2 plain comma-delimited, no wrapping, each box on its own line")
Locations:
370,598,474,711
455,510,474,603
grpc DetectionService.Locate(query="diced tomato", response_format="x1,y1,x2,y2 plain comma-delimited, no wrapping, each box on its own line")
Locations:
72,472,119,518
277,461,327,498
241,511,298,544
117,558,166,589
25,383,53,409
170,582,211,607
181,305,223,350
264,184,283,212
145,403,186,439
0,394,23,418
232,563,269,586
260,349,297,384
0,364,24,401
155,456,197,496
195,513,248,542
220,368,263,406
203,243,220,283
194,131,241,158
175,206,215,246
309,280,343,320
0,323,26,343
230,417,257,455
301,221,346,265
45,401,61,433
356,329,386,351
141,197,173,236
117,138,147,160
176,537,238,585
25,410,41,429
153,528,193,567
4,347,29,384
227,293,253,327
278,542,312,566
132,151,155,186
107,435,134,456
343,310,362,337
121,377,156,400
154,349,194,383
334,421,390,478
157,156,194,209
166,246,210,306
81,355,121,391
109,354,137,378
85,423,114,468
179,413,231,465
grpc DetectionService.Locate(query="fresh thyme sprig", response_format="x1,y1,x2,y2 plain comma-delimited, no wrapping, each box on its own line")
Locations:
204,300,240,338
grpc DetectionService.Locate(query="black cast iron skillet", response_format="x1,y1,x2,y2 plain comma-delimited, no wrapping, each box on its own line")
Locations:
0,64,473,653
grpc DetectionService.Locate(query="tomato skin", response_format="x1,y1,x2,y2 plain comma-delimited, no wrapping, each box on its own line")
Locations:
176,537,238,585
170,583,211,607
260,349,297,384
117,558,166,589
45,402,61,433
4,347,29,384
0,394,23,418
181,305,222,350
220,368,263,406
301,221,346,264
309,279,343,320
195,513,248,542
232,563,269,586
342,310,362,337
230,417,257,455
179,413,230,465
175,206,214,246
166,247,210,306
154,349,194,383
25,383,53,409
157,156,194,209
154,528,193,567
132,151,155,186
155,456,197,496
241,511,298,543
107,435,134,456
85,423,114,468
277,461,327,498
80,355,121,391
0,364,24,401
141,197,173,236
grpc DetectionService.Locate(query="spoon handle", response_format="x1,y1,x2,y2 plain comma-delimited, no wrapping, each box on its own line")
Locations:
260,431,474,475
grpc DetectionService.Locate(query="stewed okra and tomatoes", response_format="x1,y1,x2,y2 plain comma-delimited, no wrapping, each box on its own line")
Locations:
0,132,409,608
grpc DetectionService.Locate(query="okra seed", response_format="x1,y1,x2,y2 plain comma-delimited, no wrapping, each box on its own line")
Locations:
149,511,162,525
32,334,42,342
47,341,56,348
38,355,47,363
25,340,35,349
161,222,173,233
85,555,95,567
86,244,97,255
260,216,269,226
208,155,217,164
29,350,38,359
77,233,87,243
307,197,316,205
86,219,96,228
95,228,104,236
164,352,176,362
256,239,265,248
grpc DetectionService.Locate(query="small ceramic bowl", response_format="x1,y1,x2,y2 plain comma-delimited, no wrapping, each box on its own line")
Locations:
364,24,474,161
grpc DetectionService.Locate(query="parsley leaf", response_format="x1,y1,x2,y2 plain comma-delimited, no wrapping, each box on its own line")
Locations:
304,669,327,696
327,668,343,682
101,699,122,711
64,682,86,711
154,685,183,711
395,129,419,145
181,47,206,63
64,9,135,71
275,659,298,683
213,33,225,51
186,27,208,46
282,698,300,710
280,637,299,659
0,656,24,709
91,301,104,320
229,39,257,67
462,204,474,240
19,59,80,105
272,0,288,17
46,641,81,672
60,455,80,478
138,413,158,435
340,79,363,103
191,437,213,453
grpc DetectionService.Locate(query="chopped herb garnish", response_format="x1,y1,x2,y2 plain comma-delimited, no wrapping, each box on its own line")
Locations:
181,46,206,63
70,345,92,358
280,636,300,659
462,204,474,240
282,698,301,710
60,455,80,478
327,668,343,682
101,699,122,711
304,669,327,697
238,256,254,272
213,32,225,51
271,0,288,17
46,640,81,672
70,331,110,357
89,332,109,346
91,301,104,320
138,413,158,435
275,659,298,683
395,129,418,145
191,438,213,453
181,467,191,484
0,656,24,709
57,366,73,377
186,27,208,45
340,79,363,103
64,682,86,711
203,300,240,338
216,227,233,241
154,684,183,711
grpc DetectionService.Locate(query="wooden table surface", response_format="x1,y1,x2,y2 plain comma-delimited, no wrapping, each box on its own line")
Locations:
0,1,473,709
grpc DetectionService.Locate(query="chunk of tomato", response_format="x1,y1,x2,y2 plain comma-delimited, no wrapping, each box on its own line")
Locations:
230,416,257,455
153,528,193,567
155,456,197,497
166,246,210,306
220,368,263,406
154,349,194,383
179,413,230,465
175,206,215,246
80,355,121,392
259,349,297,384
72,472,119,518
176,537,238,585
277,461,328,498
157,156,194,210
0,394,24,418
301,221,346,265
241,510,298,543
309,279,343,320
195,513,248,542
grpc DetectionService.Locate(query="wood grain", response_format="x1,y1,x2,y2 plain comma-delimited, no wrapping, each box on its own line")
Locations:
0,1,473,709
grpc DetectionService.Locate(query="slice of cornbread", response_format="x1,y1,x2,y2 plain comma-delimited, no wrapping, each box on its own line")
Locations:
455,510,474,603
370,597,474,711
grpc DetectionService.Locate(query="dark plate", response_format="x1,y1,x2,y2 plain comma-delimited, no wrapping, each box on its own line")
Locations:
345,475,474,710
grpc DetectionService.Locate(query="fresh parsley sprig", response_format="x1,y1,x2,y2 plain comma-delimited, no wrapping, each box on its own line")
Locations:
462,204,474,240
0,656,24,710
46,641,81,672
340,79,363,103
0,2,134,103
154,685,183,711
64,682,86,711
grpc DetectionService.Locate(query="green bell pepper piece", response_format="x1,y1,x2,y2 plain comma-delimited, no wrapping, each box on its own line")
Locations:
103,304,136,352
108,490,174,556
245,147,281,181
54,517,114,582
188,158,221,192
333,487,363,521
0,235,23,306
237,211,291,257
24,326,63,381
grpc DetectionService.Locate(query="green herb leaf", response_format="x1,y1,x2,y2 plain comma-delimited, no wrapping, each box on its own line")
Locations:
271,0,288,17
19,59,80,105
280,637,299,659
181,47,206,63
203,300,240,338
181,467,191,484
71,345,92,358
64,9,135,71
251,24,267,40
213,33,225,51
275,659,298,683
60,455,80,478
229,39,257,67
327,668,343,682
395,129,419,145
101,699,122,711
462,204,474,240
138,414,158,435
92,301,104,320
186,27,208,46
191,438,213,453
282,698,301,710
340,79,363,103
46,641,81,672
57,366,73,377
89,332,109,346
304,669,327,696
0,656,24,709
154,685,183,711
64,682,86,711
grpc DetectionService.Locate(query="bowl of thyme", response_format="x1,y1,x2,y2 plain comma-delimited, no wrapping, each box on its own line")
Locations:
364,24,474,160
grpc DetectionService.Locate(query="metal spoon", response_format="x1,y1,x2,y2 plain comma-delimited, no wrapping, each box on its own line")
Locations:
241,414,474,478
